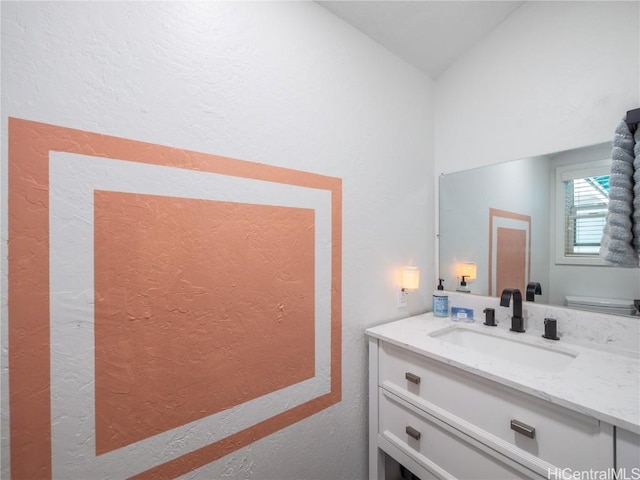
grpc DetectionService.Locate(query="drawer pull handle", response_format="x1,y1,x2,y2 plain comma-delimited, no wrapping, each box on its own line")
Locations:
405,372,421,384
405,426,421,441
510,419,535,439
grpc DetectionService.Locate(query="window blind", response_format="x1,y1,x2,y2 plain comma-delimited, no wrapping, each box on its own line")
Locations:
563,175,609,255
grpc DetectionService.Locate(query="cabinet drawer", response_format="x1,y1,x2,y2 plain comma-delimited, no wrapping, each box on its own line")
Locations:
380,342,610,470
379,388,541,479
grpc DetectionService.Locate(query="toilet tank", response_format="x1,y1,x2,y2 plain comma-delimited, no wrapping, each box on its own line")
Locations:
565,296,638,316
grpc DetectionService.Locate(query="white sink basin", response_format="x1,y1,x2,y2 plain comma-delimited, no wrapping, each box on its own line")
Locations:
429,326,578,370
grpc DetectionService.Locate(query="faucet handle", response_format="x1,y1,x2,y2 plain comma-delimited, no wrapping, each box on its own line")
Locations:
483,308,496,327
542,318,559,340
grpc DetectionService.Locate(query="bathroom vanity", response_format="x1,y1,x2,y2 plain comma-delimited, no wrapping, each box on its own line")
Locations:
366,294,640,479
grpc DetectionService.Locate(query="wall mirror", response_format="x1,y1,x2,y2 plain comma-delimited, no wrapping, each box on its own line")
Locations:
439,141,640,312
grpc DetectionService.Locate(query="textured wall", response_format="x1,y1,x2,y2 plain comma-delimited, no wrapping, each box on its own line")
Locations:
1,2,434,479
435,1,640,175
7,118,342,478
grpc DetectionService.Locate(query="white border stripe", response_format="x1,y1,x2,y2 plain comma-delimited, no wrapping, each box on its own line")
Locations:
49,152,332,479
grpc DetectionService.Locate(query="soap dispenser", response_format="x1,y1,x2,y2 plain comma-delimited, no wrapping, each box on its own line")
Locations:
433,279,449,317
456,276,471,293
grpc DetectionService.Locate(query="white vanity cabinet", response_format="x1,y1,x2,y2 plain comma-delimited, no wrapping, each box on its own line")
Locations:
368,337,615,480
616,428,640,471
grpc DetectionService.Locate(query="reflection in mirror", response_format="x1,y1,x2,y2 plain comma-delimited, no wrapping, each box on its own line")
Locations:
439,142,640,314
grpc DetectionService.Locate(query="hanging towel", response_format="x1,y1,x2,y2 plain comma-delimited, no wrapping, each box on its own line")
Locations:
600,119,638,267
634,126,640,253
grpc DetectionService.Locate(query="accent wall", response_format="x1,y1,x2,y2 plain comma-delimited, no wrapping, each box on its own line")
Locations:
1,2,434,479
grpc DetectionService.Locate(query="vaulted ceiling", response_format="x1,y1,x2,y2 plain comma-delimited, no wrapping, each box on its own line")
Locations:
317,1,525,78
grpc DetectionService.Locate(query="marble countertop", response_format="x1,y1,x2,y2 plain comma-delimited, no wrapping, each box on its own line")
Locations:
366,313,640,434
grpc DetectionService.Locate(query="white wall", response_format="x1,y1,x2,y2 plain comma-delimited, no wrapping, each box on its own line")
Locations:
435,1,640,175
1,2,434,479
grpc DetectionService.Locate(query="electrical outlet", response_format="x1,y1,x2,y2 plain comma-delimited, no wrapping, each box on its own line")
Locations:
397,288,407,308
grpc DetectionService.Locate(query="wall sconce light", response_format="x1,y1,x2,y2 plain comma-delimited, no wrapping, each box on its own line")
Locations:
456,262,477,293
399,266,420,307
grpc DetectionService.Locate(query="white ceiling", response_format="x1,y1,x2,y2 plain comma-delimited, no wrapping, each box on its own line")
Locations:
317,1,525,78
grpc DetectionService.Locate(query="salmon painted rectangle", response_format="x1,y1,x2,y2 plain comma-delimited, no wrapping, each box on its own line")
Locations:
495,227,527,295
7,117,342,480
488,208,531,297
94,191,315,454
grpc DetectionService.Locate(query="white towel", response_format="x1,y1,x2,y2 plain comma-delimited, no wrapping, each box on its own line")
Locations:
600,119,638,267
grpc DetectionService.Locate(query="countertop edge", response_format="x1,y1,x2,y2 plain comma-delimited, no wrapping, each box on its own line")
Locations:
366,317,640,436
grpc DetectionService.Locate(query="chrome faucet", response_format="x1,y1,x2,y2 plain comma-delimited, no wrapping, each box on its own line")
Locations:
500,288,525,332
